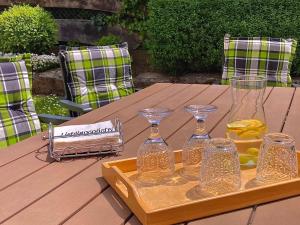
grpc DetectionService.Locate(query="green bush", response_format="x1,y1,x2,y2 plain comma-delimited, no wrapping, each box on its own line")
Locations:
108,0,148,39
0,5,58,54
147,0,300,75
94,35,122,46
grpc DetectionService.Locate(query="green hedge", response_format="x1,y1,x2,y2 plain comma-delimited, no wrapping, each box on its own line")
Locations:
147,0,300,75
0,5,58,54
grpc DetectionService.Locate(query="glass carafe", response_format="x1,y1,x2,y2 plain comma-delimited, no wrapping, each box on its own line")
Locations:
227,76,267,152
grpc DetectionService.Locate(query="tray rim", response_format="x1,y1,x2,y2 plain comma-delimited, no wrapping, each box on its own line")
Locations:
102,150,300,225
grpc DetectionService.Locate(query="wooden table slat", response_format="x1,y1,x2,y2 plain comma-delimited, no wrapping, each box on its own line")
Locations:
0,84,212,224
282,87,300,149
0,84,299,225
187,208,252,225
251,196,300,225
0,83,171,167
58,85,229,225
0,84,191,195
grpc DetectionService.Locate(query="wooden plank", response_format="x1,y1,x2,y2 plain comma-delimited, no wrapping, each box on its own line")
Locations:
187,208,252,225
10,84,215,224
282,88,300,149
0,87,213,225
0,84,196,194
264,87,295,133
0,84,194,223
0,158,97,223
252,196,300,225
57,85,228,225
0,84,182,192
62,83,177,127
0,146,50,191
0,83,171,167
2,161,110,225
99,83,197,125
0,133,47,167
63,188,131,225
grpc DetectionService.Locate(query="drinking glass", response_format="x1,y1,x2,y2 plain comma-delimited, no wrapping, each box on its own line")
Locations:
200,138,241,195
136,108,175,185
256,133,298,184
182,105,217,180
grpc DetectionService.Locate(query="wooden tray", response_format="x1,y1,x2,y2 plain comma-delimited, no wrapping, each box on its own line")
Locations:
102,150,300,225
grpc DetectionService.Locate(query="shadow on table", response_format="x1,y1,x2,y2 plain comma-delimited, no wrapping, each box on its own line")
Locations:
97,177,131,221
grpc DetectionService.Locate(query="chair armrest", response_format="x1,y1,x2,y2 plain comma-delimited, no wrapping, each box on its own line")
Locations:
59,99,92,114
38,114,73,125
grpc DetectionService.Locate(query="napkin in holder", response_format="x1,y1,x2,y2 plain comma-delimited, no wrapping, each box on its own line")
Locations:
48,118,123,161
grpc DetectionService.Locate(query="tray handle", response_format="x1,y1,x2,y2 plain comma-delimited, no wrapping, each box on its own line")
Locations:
111,166,134,201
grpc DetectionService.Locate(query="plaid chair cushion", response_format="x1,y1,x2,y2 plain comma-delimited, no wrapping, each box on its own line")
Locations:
222,34,297,86
62,43,135,109
0,60,40,148
0,53,33,88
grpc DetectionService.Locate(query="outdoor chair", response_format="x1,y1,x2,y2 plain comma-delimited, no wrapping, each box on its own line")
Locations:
0,54,70,148
58,42,135,117
222,34,297,87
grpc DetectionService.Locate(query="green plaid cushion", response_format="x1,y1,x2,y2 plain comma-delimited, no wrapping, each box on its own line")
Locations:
0,53,33,88
222,35,297,87
63,43,135,109
0,60,40,148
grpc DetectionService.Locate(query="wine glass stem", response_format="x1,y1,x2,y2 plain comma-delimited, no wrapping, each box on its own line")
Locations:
195,119,207,136
150,124,161,139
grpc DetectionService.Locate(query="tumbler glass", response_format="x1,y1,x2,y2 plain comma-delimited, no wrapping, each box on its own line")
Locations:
256,133,298,184
200,138,241,195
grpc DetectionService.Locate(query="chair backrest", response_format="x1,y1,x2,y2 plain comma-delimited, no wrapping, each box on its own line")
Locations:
222,34,297,86
0,55,41,148
59,43,135,111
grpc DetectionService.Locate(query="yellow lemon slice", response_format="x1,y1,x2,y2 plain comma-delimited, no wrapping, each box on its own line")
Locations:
239,153,258,164
227,120,252,129
246,147,259,156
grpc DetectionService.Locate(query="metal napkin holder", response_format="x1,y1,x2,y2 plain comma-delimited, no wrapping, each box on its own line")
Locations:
47,118,124,161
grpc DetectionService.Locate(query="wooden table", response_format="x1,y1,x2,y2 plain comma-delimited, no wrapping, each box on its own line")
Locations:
0,83,299,225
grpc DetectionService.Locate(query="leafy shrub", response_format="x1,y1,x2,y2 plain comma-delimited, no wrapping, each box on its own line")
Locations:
108,0,148,38
31,54,60,72
67,40,82,47
91,13,109,32
147,0,300,75
0,5,58,54
94,35,122,46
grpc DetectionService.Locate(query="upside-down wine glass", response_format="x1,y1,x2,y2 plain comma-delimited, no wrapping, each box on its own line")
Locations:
136,108,175,185
182,105,217,180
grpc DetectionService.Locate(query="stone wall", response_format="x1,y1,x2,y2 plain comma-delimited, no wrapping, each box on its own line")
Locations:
0,0,120,12
57,20,141,48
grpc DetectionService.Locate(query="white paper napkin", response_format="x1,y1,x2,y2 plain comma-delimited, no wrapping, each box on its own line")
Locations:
52,120,121,153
